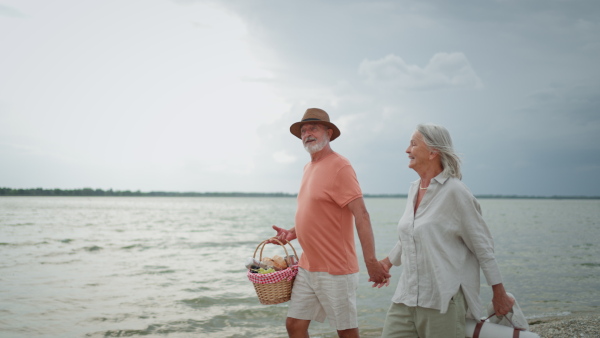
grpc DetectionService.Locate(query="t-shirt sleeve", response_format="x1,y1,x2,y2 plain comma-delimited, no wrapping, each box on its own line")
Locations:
330,164,363,208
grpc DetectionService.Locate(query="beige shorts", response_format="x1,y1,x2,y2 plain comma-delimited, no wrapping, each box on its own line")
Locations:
287,267,359,330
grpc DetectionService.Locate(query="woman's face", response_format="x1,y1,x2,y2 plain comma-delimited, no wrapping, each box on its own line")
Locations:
406,131,432,171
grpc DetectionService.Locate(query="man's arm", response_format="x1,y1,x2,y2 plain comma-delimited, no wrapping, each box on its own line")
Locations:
347,197,390,284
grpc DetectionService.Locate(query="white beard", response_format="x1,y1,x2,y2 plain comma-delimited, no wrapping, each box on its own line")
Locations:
304,136,329,154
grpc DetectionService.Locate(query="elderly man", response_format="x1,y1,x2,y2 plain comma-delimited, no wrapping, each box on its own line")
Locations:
272,108,390,338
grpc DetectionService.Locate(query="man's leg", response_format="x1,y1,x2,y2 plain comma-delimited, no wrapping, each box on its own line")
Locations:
314,272,360,336
337,327,360,338
286,268,326,337
286,317,311,338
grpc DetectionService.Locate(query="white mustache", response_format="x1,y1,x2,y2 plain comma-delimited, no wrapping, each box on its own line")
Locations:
303,136,317,144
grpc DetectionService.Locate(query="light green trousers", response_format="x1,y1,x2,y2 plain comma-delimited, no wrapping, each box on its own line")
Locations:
381,288,467,338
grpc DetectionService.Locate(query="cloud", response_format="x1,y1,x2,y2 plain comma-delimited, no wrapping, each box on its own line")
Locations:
515,83,600,147
272,150,297,164
0,4,24,18
358,52,483,90
575,19,600,51
1,0,598,196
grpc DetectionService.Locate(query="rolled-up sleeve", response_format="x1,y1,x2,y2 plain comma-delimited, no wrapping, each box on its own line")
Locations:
458,193,503,286
388,241,403,266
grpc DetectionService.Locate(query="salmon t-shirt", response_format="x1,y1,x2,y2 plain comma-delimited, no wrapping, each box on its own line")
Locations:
295,152,363,275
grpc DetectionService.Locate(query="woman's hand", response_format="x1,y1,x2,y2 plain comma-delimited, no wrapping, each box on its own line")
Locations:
491,283,515,316
369,257,393,288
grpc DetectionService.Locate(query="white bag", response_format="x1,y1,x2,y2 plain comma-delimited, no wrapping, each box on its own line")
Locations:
486,292,529,330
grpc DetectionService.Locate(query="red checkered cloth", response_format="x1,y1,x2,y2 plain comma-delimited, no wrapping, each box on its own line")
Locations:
247,265,298,284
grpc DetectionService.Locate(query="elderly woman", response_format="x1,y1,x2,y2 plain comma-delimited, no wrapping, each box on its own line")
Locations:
375,124,514,338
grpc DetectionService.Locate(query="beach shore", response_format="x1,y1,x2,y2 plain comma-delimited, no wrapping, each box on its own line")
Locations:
527,312,600,337
355,312,600,338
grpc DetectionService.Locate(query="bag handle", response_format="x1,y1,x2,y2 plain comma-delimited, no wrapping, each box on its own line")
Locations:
252,237,298,263
472,313,524,338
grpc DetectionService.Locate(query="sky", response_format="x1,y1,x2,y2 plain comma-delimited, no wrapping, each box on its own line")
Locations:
1,0,599,196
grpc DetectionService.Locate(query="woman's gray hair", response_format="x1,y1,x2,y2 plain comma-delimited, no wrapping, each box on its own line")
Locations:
416,124,462,179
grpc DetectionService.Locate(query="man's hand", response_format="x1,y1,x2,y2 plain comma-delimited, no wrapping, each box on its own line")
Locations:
369,257,392,288
269,225,297,245
366,258,391,288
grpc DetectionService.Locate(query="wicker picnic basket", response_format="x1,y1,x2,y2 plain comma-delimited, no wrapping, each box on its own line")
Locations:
247,238,298,305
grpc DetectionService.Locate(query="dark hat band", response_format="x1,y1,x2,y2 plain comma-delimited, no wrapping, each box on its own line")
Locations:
290,108,340,141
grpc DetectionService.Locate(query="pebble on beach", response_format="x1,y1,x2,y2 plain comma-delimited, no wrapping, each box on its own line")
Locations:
528,313,600,338
356,313,600,338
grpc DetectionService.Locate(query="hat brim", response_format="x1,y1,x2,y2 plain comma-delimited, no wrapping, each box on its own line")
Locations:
290,121,341,141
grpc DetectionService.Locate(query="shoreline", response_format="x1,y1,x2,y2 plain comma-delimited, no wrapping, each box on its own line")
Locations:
356,312,600,338
527,312,600,337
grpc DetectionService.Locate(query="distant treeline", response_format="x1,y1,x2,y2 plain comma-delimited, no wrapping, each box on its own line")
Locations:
0,188,598,199
0,188,294,197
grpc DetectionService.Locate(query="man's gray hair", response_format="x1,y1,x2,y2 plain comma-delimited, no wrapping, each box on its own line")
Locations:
417,124,462,179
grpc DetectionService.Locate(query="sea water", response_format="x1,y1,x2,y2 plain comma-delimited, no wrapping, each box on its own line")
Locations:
1,196,599,337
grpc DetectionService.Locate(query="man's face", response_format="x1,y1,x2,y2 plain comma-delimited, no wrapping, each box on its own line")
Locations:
301,123,331,154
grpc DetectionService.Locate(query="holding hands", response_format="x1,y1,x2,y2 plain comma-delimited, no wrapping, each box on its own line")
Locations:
370,257,393,288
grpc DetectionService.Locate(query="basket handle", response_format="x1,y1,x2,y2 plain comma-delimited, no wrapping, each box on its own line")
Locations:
253,237,298,263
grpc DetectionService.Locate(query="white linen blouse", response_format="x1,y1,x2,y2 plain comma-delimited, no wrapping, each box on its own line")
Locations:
388,174,503,319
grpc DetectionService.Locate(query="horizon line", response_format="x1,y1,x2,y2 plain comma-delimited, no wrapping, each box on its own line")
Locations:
0,187,599,199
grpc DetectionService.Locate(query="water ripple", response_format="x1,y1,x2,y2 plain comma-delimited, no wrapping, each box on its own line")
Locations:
1,196,598,337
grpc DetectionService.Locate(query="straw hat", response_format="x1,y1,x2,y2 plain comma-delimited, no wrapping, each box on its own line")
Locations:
290,108,341,141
